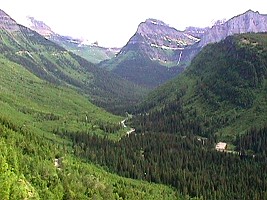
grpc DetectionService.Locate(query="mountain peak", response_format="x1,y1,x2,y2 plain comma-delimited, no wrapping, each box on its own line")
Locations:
0,9,20,32
136,18,173,35
131,18,199,51
144,18,167,26
244,9,259,15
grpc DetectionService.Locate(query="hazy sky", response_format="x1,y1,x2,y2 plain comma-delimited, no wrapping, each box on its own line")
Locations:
1,0,267,47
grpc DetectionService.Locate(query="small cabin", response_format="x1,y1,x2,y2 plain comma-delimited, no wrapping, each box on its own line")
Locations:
215,142,227,152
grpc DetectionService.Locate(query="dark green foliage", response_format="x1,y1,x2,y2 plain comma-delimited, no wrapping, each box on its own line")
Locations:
189,34,267,108
99,49,183,88
69,52,148,114
132,100,205,136
111,53,184,88
60,131,267,200
235,125,267,156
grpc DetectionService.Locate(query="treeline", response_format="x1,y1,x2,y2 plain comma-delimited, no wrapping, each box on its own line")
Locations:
57,130,267,200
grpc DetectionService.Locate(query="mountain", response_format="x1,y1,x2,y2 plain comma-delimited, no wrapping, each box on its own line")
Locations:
133,33,267,141
100,10,267,88
25,16,119,63
99,19,200,88
119,18,199,66
0,10,147,114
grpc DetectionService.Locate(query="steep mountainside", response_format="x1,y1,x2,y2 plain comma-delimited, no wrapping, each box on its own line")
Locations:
119,19,199,66
99,19,200,88
134,33,267,141
0,10,147,113
26,16,119,63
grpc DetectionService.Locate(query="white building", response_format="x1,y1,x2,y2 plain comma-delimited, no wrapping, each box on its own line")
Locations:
215,142,227,151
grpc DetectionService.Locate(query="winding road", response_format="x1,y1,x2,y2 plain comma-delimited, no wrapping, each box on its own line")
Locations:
121,119,135,137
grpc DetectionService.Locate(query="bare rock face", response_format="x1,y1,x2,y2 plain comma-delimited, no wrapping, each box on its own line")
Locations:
198,10,267,47
135,19,199,48
184,26,209,39
0,9,20,32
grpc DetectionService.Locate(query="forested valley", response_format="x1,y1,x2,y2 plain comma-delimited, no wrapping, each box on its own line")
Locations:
0,9,267,199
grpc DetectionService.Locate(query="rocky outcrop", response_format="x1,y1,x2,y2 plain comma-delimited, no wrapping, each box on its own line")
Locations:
198,10,267,47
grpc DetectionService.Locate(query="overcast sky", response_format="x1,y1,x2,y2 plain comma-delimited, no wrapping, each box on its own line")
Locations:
1,0,267,47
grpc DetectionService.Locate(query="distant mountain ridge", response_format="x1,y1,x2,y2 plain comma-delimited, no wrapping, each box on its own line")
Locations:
100,10,267,88
121,18,199,64
99,19,199,87
197,10,267,47
26,16,55,38
25,16,120,63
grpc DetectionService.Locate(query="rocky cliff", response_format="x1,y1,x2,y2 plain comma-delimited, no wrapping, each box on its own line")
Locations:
198,10,267,47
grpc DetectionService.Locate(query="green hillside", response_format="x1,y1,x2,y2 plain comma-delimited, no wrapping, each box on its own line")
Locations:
0,52,182,199
0,25,147,114
135,33,267,142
